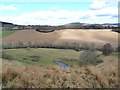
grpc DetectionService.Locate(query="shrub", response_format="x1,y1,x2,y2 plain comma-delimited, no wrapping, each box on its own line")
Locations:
30,55,40,61
2,51,13,60
27,41,32,48
2,43,13,49
33,43,40,48
112,27,120,33
36,29,55,33
102,43,113,55
17,41,25,48
116,46,120,52
79,50,103,66
13,41,26,48
80,43,95,51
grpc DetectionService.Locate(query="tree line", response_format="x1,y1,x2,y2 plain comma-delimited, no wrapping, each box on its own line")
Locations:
34,25,115,31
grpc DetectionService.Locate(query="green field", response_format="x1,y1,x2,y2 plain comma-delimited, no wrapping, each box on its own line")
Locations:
2,48,119,67
2,48,80,66
0,30,15,38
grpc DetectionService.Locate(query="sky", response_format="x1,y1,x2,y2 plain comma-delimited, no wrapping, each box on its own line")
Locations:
0,0,119,25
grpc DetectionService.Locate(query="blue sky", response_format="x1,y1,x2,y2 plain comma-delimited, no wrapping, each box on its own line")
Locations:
0,2,90,15
0,0,118,25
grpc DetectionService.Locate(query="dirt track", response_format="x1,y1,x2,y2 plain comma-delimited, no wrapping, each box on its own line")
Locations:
3,29,118,47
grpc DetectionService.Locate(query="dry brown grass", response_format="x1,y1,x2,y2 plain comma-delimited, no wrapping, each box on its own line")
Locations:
3,29,118,48
2,65,118,88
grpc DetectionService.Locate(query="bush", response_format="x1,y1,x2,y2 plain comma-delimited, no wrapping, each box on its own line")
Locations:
79,50,103,66
2,51,13,60
27,41,32,48
30,55,40,61
17,41,25,48
102,43,113,55
13,41,26,48
116,46,120,52
112,27,120,33
80,43,96,51
2,43,13,49
36,29,55,33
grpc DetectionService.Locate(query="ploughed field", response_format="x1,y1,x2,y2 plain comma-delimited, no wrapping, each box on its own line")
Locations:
2,29,118,48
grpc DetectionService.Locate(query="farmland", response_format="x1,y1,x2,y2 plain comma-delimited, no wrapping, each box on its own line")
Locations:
1,29,119,88
0,0,119,88
3,29,118,48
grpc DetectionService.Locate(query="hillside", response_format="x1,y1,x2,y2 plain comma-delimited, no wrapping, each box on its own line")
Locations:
2,57,118,88
3,29,118,48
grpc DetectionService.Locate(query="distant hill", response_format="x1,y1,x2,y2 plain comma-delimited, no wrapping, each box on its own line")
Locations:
0,21,119,30
63,22,89,29
102,23,120,26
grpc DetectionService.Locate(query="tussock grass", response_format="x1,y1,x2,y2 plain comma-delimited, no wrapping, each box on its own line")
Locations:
2,65,118,88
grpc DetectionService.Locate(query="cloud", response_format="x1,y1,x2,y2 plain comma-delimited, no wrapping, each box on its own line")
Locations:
96,14,111,17
0,1,118,25
50,6,60,10
0,8,117,25
92,7,118,16
87,0,118,23
90,0,106,10
89,0,119,10
0,10,86,25
103,0,119,4
0,4,19,11
112,15,118,18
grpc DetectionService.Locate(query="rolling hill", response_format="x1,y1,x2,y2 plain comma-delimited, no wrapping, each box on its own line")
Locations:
3,29,118,48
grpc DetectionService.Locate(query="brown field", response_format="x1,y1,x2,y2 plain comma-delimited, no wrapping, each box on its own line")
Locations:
3,29,118,47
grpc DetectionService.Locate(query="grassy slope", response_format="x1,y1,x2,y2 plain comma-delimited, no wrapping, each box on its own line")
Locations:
0,30,15,38
2,48,119,88
3,48,80,66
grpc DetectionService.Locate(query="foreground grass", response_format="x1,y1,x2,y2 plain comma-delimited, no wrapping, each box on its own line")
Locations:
1,30,15,38
2,65,118,88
